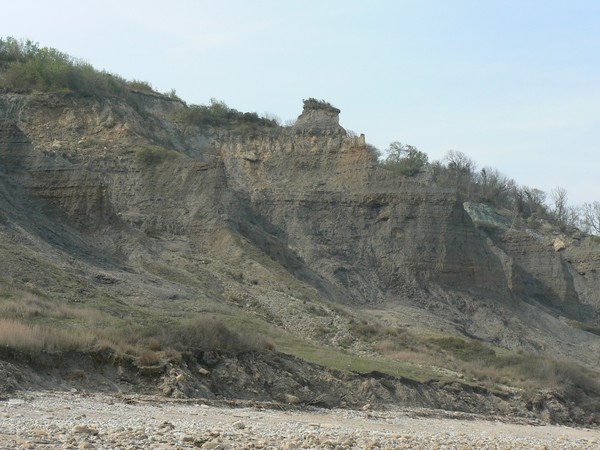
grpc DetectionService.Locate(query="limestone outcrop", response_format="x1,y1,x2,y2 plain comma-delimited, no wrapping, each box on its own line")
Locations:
292,99,345,134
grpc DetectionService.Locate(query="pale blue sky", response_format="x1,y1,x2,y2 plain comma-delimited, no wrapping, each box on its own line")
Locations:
2,0,599,204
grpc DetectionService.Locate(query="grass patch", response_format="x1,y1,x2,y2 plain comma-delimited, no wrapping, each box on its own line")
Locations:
425,335,600,404
217,312,439,382
281,339,438,382
349,319,425,354
348,319,380,340
0,287,112,326
0,284,272,363
428,336,496,362
0,319,95,352
493,355,600,397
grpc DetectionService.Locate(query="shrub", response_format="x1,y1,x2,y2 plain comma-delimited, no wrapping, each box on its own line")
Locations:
381,142,428,176
138,350,161,366
157,317,272,353
429,336,496,362
365,143,381,159
0,36,153,99
581,201,600,234
302,97,340,113
173,98,279,129
128,80,154,93
431,150,477,195
135,146,179,166
348,320,380,340
162,347,182,363
145,337,161,351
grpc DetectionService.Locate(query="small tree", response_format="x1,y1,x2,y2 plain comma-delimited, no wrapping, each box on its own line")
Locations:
582,201,600,234
366,143,381,160
522,186,547,218
475,167,514,205
550,187,579,228
550,187,568,224
381,141,429,176
444,150,477,178
431,150,477,198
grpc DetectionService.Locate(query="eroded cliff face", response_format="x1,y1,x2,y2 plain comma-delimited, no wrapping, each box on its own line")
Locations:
463,202,600,322
213,108,513,306
1,91,600,362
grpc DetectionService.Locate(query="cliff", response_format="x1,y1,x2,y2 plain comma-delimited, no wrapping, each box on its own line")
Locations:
1,90,600,368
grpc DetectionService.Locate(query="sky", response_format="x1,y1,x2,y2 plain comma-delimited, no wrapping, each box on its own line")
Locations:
2,0,599,204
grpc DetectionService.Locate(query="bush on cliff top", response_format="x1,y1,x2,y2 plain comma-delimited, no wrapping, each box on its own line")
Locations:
0,37,153,98
303,97,340,113
173,98,279,129
380,142,429,176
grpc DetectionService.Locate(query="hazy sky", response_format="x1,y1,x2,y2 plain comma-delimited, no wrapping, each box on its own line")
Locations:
2,0,599,204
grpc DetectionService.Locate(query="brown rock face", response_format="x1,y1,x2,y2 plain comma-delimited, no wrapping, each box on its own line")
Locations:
464,202,600,322
1,92,599,362
0,122,32,172
1,120,113,229
211,119,512,308
566,237,600,313
484,229,582,317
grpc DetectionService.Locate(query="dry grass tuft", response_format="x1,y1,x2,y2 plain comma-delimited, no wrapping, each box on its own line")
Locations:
0,319,94,352
0,287,111,325
138,350,161,366
145,337,162,351
162,347,182,363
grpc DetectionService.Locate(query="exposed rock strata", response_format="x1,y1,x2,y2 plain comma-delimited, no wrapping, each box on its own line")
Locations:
1,91,599,365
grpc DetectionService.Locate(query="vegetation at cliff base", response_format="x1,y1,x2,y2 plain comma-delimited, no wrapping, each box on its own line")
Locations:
0,284,273,367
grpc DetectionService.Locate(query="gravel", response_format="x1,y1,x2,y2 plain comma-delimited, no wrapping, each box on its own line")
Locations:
1,391,599,449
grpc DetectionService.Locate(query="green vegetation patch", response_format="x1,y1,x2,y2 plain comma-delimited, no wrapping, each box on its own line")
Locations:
429,336,496,362
0,37,167,101
302,97,340,113
217,312,438,382
173,98,279,130
282,339,438,382
135,146,180,166
380,142,429,176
